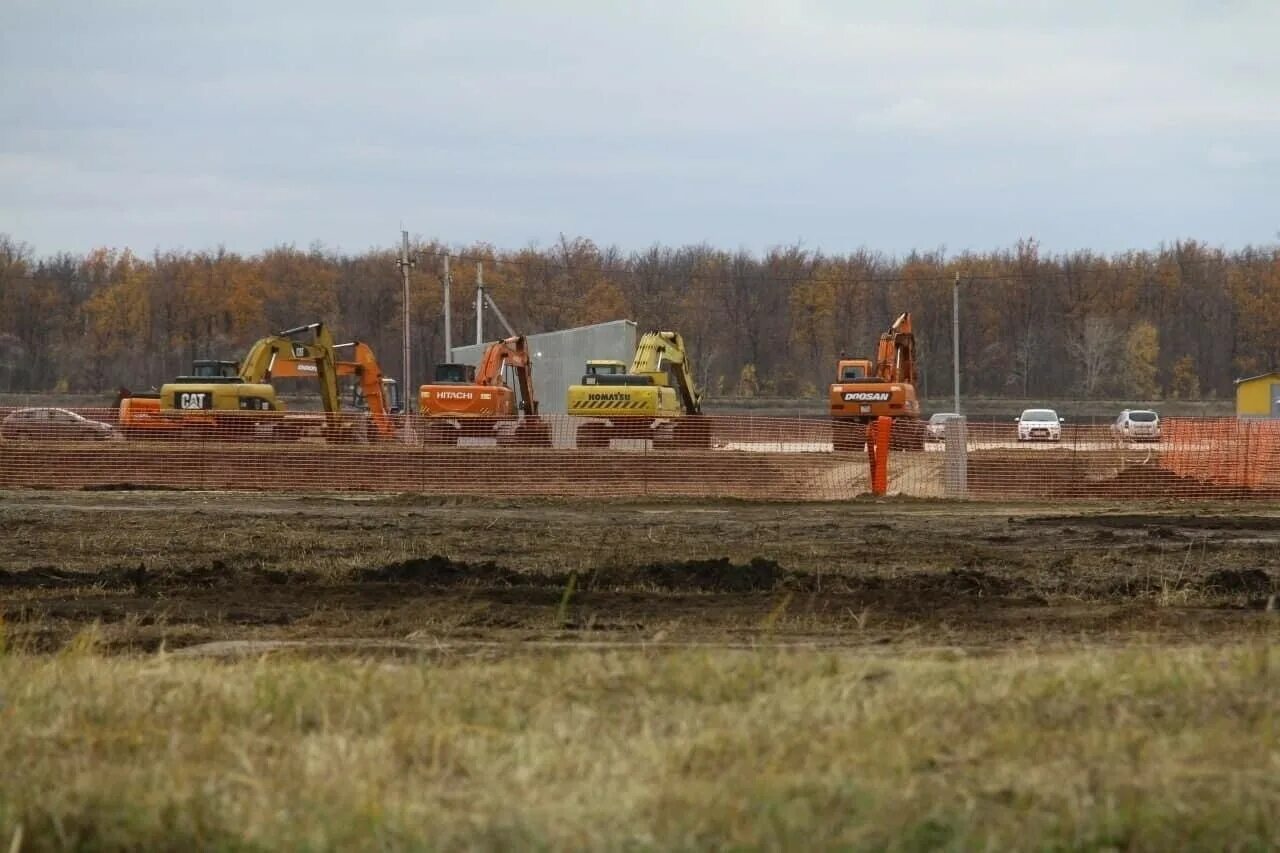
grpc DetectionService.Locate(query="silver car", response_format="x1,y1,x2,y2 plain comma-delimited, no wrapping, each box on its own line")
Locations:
1112,409,1161,441
0,407,117,442
926,412,962,440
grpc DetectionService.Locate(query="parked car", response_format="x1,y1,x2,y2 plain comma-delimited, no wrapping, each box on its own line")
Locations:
926,412,962,440
0,408,117,442
1015,408,1063,442
1112,409,1161,441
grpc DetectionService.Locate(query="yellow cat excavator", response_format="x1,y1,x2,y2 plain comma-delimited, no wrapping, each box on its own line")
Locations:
149,323,395,442
566,330,710,449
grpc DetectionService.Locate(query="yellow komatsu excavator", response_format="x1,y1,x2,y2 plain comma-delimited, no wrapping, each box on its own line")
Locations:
566,330,710,449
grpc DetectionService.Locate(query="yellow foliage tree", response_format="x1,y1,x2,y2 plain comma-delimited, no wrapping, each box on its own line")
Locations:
1170,355,1200,399
1122,322,1160,399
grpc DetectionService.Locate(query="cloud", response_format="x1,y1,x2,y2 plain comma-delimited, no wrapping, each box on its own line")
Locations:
1,0,1278,255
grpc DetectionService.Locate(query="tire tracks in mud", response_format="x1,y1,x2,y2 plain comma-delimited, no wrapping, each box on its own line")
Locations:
0,555,1025,598
4,553,1275,604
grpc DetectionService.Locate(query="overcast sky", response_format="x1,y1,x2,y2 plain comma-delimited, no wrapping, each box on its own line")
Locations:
2,1,1276,257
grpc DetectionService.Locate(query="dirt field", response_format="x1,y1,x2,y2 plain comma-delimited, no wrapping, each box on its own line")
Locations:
3,489,1277,655
3,489,1278,848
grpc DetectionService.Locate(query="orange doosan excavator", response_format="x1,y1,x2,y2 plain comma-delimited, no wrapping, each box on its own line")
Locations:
418,335,551,446
828,312,926,451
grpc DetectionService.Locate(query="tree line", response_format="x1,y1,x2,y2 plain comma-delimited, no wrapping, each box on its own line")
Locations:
1,233,1276,402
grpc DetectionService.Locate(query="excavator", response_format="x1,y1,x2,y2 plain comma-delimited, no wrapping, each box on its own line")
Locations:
828,312,925,451
121,323,397,442
566,330,709,449
418,334,550,446
270,339,401,441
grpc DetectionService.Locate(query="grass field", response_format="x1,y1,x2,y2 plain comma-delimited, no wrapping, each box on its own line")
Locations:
2,644,1277,850
1,490,1277,849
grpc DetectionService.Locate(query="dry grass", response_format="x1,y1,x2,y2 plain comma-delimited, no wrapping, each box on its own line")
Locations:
1,641,1277,850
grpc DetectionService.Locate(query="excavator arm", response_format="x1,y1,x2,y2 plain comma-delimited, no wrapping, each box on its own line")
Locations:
259,334,398,440
333,341,396,438
874,312,917,385
237,323,342,422
631,331,702,415
474,335,541,416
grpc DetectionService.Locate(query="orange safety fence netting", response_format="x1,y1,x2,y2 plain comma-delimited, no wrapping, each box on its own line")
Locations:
0,409,868,501
1158,417,1280,495
1,409,1278,501
890,417,1280,501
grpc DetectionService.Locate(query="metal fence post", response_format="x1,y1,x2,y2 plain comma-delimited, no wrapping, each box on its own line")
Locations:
944,417,968,499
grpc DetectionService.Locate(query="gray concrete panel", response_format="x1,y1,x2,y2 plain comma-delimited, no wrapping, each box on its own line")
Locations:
448,319,637,414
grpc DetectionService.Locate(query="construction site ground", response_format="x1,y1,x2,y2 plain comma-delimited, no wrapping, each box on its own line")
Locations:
3,489,1277,655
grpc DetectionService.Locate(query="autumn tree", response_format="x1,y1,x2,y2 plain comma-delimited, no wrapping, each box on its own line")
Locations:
1170,355,1201,399
1121,321,1160,399
1,231,1274,402
1066,315,1121,397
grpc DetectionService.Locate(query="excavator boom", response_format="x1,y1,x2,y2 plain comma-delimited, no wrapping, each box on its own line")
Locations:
874,312,917,385
628,331,702,415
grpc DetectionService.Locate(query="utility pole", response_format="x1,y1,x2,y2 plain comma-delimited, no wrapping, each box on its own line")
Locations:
442,254,452,362
475,261,484,346
397,230,415,412
952,270,961,415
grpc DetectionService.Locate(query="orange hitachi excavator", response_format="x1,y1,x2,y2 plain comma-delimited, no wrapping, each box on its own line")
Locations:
828,312,926,451
418,335,551,446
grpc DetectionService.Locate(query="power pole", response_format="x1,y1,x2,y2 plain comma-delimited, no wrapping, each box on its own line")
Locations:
397,230,415,412
475,261,484,346
442,254,452,362
953,270,961,415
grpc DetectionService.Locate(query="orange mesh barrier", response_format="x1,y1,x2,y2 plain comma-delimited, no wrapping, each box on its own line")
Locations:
938,418,1280,500
1158,418,1280,495
2,409,1278,501
0,409,867,500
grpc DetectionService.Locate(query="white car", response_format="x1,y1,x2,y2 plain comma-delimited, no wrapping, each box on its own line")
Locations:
1016,408,1063,442
926,412,962,440
1112,409,1161,441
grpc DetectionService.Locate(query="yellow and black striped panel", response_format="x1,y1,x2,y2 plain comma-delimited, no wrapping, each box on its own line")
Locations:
573,399,651,411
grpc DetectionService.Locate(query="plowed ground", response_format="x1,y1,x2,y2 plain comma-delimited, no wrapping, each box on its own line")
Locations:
2,490,1277,655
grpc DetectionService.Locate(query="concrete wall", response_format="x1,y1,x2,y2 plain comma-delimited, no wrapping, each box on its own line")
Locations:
450,320,637,414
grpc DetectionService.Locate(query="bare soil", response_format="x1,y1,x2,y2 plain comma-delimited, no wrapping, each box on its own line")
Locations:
1,490,1277,654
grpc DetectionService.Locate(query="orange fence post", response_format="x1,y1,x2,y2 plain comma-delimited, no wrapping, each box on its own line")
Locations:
867,416,891,496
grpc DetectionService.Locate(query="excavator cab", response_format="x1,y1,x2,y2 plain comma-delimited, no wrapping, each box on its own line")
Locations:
582,359,651,386
837,359,874,382
190,360,240,379
433,364,477,384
